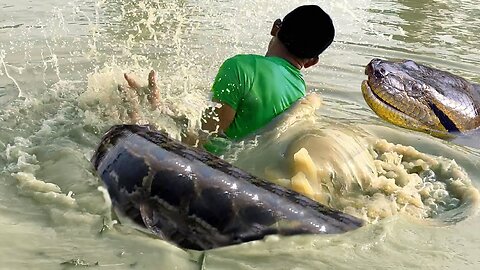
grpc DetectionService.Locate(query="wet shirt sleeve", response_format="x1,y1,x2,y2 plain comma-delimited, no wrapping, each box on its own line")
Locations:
211,57,246,111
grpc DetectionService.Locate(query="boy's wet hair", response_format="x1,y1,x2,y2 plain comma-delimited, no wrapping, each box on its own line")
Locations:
278,5,335,59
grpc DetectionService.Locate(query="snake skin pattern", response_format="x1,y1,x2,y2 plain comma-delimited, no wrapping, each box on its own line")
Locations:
362,58,480,133
92,125,364,250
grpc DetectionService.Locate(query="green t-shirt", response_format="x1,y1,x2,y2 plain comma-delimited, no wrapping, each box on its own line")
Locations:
210,54,306,140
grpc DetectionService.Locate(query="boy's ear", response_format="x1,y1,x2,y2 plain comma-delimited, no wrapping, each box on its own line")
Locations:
271,19,282,36
304,57,319,68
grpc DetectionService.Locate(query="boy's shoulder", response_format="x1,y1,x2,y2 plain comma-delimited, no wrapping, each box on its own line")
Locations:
225,54,264,64
219,54,265,75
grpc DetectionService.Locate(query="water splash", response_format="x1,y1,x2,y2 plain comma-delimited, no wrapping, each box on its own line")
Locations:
0,50,24,99
232,97,479,223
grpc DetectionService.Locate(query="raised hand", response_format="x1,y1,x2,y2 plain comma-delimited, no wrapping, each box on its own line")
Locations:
123,70,160,110
117,70,195,144
117,70,162,123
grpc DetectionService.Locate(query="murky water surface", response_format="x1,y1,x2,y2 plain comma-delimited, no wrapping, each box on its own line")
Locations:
1,0,479,269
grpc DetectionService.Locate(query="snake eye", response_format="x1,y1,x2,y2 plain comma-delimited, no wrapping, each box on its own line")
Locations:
375,68,386,78
412,83,423,92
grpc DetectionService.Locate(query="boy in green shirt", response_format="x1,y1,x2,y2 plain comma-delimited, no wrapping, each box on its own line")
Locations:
121,5,335,154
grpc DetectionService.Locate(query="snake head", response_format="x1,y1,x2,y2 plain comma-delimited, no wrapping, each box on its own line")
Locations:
362,58,480,135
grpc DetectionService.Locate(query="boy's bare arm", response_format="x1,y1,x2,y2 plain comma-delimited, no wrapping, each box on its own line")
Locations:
181,101,235,146
119,70,235,147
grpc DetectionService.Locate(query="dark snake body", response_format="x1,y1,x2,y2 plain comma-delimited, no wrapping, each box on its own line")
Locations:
92,125,364,250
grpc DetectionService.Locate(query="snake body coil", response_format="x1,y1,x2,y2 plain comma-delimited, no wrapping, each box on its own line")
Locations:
92,125,364,250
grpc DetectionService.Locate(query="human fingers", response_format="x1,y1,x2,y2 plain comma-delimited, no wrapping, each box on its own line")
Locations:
118,85,141,123
148,70,158,91
124,73,142,89
146,70,160,109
